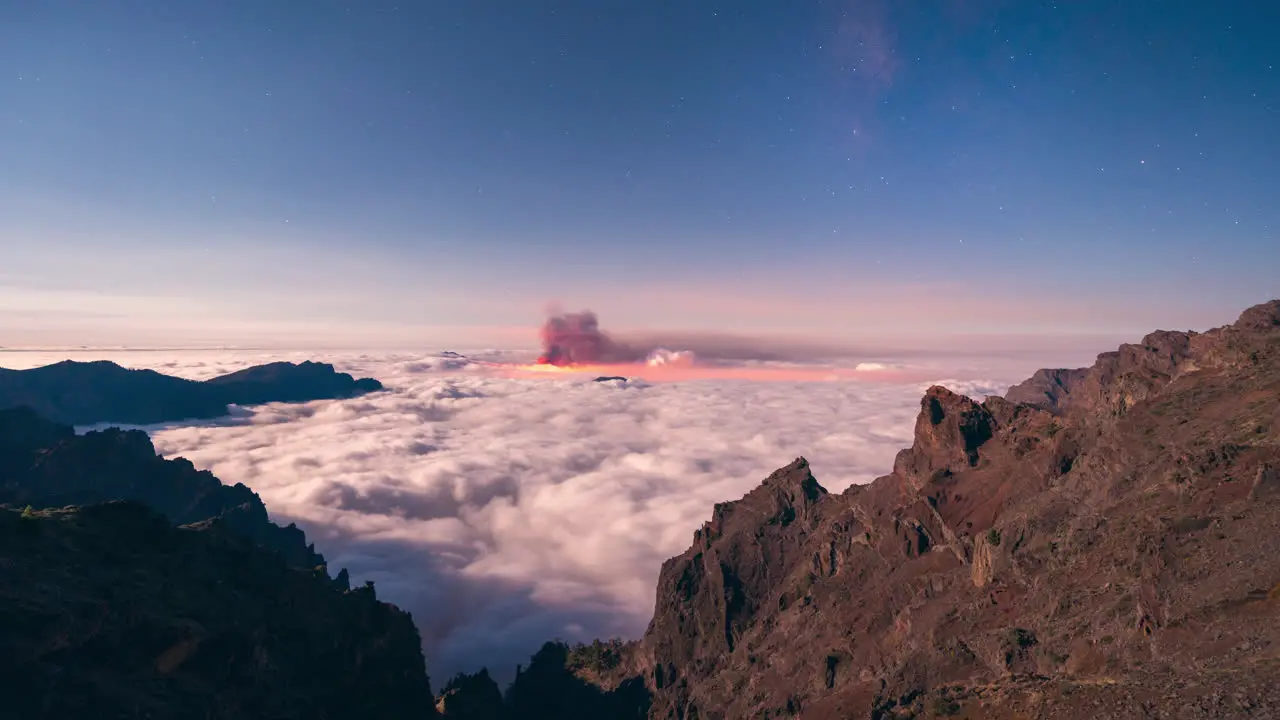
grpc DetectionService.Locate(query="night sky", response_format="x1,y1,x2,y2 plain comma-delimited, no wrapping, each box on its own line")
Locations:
2,1,1277,347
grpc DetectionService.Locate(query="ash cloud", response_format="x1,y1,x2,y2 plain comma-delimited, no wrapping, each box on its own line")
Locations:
537,310,643,366
538,309,879,367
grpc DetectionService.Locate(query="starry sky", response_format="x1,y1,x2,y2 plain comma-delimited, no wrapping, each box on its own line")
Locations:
2,1,1277,349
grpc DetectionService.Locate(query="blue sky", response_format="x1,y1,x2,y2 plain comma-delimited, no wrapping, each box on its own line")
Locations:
2,0,1277,348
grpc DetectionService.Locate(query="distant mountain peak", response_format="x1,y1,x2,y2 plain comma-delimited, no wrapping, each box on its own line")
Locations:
0,359,384,426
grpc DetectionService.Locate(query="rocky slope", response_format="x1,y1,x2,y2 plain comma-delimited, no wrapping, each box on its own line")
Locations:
626,299,1280,718
438,300,1279,719
0,406,327,570
0,359,382,426
0,501,435,719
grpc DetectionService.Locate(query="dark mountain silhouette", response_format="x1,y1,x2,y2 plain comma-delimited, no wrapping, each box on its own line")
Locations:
436,641,651,720
0,406,328,571
440,300,1280,719
0,402,437,717
0,359,383,426
0,502,435,719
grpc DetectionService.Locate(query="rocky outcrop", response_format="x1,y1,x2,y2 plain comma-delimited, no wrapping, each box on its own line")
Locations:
436,669,505,719
1004,368,1088,411
0,501,435,719
435,641,650,720
503,642,651,720
1005,300,1280,421
0,359,383,426
0,407,326,570
520,300,1280,719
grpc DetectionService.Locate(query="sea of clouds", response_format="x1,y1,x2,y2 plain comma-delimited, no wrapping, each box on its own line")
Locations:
1,347,1038,684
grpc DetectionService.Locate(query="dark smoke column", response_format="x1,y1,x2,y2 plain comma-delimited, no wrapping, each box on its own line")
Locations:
537,310,636,366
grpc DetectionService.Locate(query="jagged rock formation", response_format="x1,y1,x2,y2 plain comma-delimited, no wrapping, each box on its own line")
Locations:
0,407,327,571
435,641,650,720
437,668,505,719
0,501,434,719
439,301,1280,718
0,359,383,426
624,299,1280,718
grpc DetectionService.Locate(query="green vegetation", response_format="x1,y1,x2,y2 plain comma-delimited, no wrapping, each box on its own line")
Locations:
566,638,628,674
986,528,1002,547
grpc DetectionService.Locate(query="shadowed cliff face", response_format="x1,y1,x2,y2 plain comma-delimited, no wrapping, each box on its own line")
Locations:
433,301,1280,719
0,502,435,719
0,408,327,571
0,359,383,426
436,640,652,720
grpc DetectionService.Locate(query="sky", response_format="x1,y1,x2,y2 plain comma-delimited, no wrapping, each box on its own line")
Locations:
2,0,1278,348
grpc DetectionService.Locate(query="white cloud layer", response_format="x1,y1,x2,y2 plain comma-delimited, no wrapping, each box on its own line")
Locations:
0,348,1026,683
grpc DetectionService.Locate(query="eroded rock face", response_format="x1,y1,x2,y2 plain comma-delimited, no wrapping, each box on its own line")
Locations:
0,502,435,719
1004,368,1089,411
605,300,1280,719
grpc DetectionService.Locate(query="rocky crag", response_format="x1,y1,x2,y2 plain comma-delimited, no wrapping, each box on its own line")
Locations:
441,300,1280,719
0,359,383,426
636,300,1280,718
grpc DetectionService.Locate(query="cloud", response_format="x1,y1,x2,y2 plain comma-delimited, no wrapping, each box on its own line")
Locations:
25,349,1021,684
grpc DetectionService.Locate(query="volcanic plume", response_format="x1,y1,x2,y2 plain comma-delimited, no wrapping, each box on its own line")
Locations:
537,311,640,366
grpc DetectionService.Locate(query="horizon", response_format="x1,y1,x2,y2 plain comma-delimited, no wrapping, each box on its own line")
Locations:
3,1,1278,346
3,1,1280,709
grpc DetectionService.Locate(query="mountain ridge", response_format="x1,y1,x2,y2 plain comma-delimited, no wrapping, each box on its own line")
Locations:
0,359,383,426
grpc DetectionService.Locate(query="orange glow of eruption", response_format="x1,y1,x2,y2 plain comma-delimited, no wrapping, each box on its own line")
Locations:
504,361,931,384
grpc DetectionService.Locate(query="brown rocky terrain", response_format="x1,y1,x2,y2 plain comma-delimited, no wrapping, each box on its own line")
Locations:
0,501,435,719
440,300,1280,719
625,299,1280,718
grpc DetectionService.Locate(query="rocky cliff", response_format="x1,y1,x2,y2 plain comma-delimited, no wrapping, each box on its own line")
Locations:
626,299,1280,718
0,501,435,719
0,359,383,426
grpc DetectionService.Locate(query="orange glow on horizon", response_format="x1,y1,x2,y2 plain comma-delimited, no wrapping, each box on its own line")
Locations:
502,362,931,384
